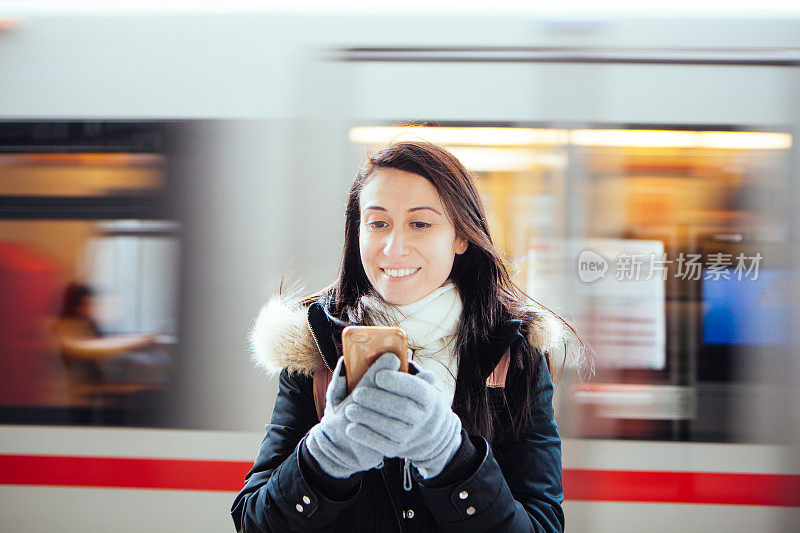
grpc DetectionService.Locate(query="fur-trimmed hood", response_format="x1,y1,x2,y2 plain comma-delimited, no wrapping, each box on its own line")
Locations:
248,296,566,378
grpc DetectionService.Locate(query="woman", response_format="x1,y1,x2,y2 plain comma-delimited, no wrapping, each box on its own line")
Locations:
232,141,573,532
51,283,167,405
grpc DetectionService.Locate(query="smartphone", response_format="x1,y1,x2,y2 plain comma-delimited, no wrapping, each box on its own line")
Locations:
342,325,408,392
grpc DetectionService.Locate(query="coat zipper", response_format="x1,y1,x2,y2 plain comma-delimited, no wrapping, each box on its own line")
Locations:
380,462,405,532
306,309,334,372
403,458,412,491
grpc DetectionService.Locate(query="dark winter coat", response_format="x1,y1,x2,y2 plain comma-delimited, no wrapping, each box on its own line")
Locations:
231,297,565,532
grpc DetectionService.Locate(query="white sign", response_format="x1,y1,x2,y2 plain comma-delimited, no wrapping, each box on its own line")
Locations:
528,238,666,370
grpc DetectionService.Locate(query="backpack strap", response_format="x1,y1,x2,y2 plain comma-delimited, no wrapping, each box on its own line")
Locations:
312,366,333,422
311,347,512,422
486,347,511,388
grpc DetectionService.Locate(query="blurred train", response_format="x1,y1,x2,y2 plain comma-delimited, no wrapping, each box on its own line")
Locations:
1,5,799,532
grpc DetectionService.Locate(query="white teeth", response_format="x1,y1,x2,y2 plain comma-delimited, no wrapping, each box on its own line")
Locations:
384,268,418,278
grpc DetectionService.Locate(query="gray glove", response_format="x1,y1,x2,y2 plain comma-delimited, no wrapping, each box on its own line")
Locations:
304,355,390,479
344,353,462,479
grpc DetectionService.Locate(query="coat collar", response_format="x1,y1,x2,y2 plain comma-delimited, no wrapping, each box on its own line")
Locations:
307,301,340,372
248,295,564,379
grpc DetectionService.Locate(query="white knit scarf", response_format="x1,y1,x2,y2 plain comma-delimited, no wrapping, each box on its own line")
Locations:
359,281,463,404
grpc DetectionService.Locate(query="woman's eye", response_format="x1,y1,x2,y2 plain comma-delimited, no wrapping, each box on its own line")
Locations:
411,222,431,229
367,221,388,229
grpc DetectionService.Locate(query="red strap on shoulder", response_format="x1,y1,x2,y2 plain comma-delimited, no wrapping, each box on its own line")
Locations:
486,347,510,388
311,347,511,422
312,367,333,422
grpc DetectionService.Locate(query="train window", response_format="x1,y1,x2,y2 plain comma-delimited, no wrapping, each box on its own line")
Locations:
353,124,794,444
0,121,181,427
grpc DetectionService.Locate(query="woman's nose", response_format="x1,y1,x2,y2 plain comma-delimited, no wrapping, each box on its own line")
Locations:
383,229,409,257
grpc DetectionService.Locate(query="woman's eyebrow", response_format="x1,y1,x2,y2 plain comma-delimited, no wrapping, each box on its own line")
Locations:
408,206,442,215
364,205,442,215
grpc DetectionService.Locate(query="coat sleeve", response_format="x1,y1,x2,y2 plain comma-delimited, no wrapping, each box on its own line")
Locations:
230,368,363,532
415,353,565,532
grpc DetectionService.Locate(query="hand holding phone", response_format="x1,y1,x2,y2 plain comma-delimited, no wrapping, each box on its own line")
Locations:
342,326,408,392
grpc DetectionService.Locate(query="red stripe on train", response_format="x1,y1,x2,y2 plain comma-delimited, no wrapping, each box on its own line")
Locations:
564,469,800,507
0,454,247,492
1,454,799,506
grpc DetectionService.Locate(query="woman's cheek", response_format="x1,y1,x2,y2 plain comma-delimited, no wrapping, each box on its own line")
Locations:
359,234,375,269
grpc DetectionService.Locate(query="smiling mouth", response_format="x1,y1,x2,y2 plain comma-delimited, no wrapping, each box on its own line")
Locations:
380,267,421,279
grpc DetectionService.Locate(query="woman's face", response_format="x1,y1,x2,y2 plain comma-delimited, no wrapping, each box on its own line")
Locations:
359,167,467,306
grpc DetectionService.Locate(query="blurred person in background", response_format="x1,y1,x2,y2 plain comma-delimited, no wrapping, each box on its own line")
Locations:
50,282,169,408
232,141,579,532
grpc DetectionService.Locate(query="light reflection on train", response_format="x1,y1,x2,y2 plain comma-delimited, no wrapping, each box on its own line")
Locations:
0,8,799,533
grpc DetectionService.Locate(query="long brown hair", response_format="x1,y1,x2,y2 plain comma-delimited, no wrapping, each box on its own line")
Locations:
298,140,584,442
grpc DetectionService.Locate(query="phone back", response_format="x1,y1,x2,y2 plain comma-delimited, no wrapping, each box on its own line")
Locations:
342,326,408,392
